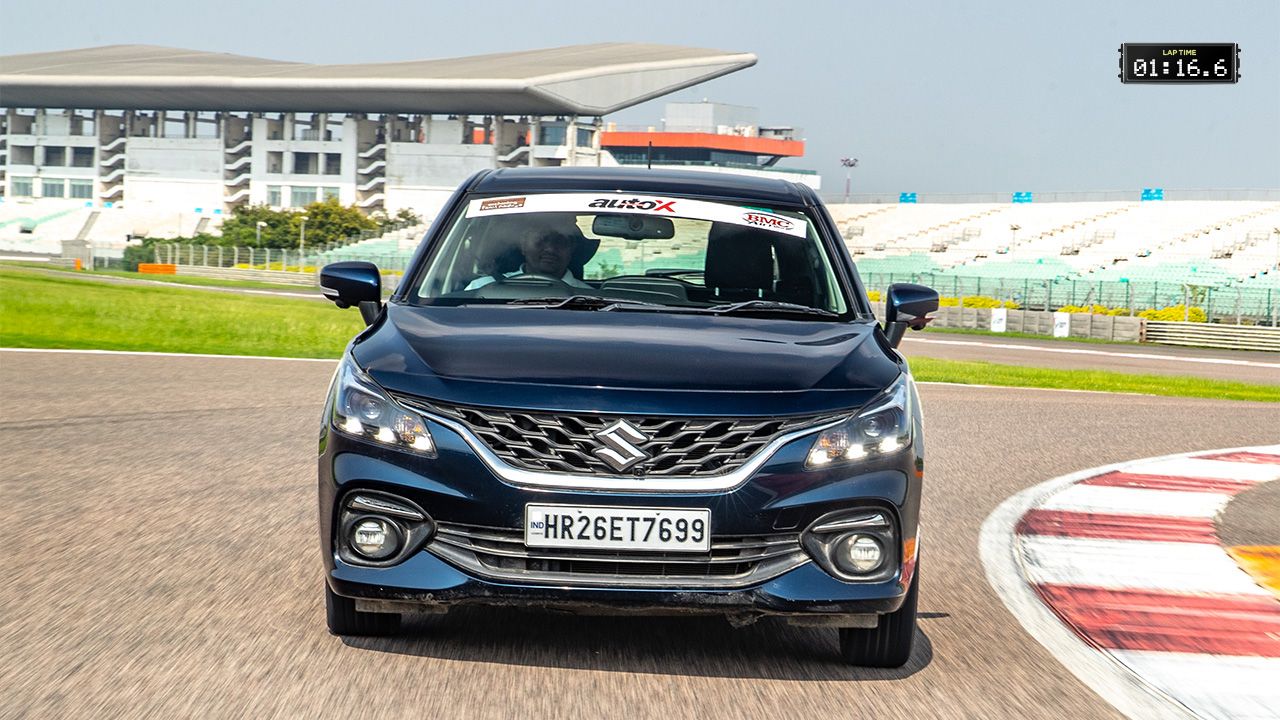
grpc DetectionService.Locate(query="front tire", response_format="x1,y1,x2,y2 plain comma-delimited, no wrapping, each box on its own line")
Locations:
325,583,400,636
838,564,919,668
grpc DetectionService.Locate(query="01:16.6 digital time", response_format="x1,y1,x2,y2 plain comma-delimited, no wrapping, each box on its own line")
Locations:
1132,57,1231,78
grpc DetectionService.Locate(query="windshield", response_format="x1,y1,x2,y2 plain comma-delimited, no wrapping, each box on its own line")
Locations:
407,192,850,317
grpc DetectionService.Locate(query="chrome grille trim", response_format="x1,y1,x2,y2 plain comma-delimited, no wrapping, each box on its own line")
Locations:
410,401,829,477
427,522,810,589
396,396,845,493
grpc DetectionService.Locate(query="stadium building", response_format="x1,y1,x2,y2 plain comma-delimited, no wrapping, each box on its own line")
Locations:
0,43,819,257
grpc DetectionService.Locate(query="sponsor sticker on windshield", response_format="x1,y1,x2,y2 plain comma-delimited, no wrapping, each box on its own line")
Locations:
742,211,795,232
477,196,526,211
464,193,807,237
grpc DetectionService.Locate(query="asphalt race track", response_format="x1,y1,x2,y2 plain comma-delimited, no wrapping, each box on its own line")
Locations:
2,350,1278,719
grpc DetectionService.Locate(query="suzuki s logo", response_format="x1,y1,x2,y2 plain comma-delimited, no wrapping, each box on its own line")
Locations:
593,420,651,472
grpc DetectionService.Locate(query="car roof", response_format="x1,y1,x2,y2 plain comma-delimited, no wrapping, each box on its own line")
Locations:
470,167,813,206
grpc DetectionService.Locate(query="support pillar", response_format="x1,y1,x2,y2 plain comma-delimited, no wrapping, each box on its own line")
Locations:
566,115,578,166
529,117,541,166
593,117,602,166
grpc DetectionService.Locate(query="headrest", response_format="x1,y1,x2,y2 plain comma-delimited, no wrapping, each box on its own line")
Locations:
705,223,774,292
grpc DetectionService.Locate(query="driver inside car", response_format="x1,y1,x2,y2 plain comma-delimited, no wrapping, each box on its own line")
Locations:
465,220,592,290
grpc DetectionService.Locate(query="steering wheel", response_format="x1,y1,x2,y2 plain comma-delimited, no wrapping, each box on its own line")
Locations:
500,272,574,287
474,273,577,299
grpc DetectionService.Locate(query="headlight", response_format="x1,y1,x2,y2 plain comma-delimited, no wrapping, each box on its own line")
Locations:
806,374,913,468
331,356,436,456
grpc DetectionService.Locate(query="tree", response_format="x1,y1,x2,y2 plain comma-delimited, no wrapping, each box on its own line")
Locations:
291,197,379,248
217,204,294,248
214,199,378,248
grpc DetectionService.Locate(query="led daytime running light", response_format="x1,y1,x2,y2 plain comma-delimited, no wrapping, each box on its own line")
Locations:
331,358,436,456
806,375,912,468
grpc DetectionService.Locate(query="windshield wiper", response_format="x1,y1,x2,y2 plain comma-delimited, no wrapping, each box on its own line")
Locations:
705,300,839,319
505,295,669,311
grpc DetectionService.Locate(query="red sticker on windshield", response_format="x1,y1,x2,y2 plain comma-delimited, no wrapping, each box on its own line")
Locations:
478,197,526,211
742,212,795,232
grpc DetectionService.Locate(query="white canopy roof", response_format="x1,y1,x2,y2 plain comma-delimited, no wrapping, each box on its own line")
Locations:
0,44,757,115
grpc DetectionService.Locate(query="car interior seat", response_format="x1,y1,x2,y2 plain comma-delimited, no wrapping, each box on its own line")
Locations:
704,223,775,301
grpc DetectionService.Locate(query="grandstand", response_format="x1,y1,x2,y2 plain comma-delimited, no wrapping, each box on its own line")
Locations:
1,43,801,261
0,199,225,258
314,223,429,273
835,199,1280,319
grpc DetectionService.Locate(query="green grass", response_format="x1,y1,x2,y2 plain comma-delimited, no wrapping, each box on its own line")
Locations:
2,266,1276,402
909,356,1280,403
0,267,360,358
0,261,318,292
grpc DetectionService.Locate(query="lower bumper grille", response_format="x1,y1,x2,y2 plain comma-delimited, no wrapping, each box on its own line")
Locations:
428,522,809,589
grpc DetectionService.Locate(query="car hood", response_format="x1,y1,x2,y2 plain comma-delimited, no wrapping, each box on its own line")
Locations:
353,304,902,416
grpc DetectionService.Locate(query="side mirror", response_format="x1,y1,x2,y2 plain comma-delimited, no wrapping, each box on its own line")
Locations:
883,282,939,348
321,261,382,325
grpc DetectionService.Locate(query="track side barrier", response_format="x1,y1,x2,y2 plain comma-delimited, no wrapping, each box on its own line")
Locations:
872,301,1277,351
173,265,402,292
1144,321,1280,352
175,266,317,286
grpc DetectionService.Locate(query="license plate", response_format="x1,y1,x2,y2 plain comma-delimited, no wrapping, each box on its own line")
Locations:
525,504,711,552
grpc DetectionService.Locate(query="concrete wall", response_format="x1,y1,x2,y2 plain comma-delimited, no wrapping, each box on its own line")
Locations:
871,302,1145,342
125,137,225,212
383,143,492,214
386,142,492,187
664,101,759,133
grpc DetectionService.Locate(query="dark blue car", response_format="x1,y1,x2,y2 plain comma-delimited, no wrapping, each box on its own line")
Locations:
318,167,938,667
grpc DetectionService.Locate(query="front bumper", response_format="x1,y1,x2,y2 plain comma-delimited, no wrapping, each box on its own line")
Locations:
320,415,922,619
329,550,907,620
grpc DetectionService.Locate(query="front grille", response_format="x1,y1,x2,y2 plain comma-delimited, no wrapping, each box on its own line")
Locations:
399,398,831,477
428,522,809,589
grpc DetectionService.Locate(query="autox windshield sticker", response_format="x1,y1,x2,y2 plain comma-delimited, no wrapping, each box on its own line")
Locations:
465,193,808,238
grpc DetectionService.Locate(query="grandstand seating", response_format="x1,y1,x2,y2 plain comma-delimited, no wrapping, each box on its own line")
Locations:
315,223,430,271
837,202,1278,272
833,200,1280,317
0,199,223,257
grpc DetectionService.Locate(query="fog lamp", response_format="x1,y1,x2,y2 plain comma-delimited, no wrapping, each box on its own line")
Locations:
351,517,398,559
835,534,884,574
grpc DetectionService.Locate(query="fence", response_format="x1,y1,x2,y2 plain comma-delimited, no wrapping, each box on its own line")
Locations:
175,266,319,287
1144,321,1280,352
151,243,416,275
860,271,1279,325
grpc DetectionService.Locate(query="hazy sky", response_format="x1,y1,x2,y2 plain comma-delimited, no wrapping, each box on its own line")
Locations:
3,0,1277,195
